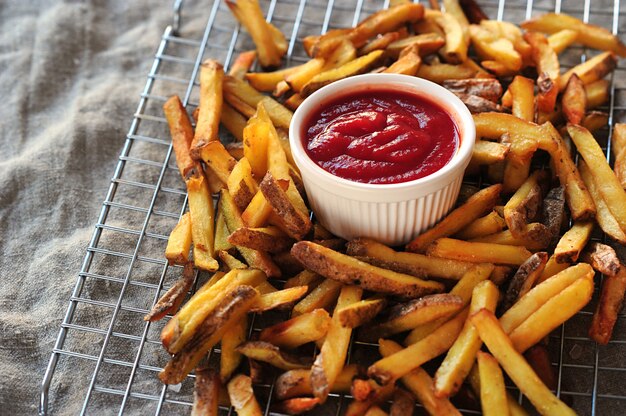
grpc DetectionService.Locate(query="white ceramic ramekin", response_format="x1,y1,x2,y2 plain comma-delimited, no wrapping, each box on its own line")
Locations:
289,73,475,246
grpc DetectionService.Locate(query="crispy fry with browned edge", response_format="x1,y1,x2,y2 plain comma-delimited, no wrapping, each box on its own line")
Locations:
383,44,422,75
406,184,502,253
427,238,532,265
227,374,263,416
359,30,406,55
348,237,477,280
165,213,193,265
503,171,544,237
292,241,444,298
260,309,331,349
500,263,594,334
227,226,294,254
443,78,503,102
405,263,494,345
274,365,358,400
237,341,312,370
227,158,257,212
191,60,223,160
521,13,626,57
434,280,499,398
612,124,626,189
382,339,463,415
159,285,259,384
199,140,237,184
220,316,247,383
145,262,195,322
509,274,594,352
558,51,617,91
163,96,198,179
193,368,220,416
225,0,286,68
250,286,308,312
311,285,363,402
364,294,463,341
470,223,552,251
387,33,446,57
368,308,468,385
477,351,509,416
471,310,577,416
553,221,594,264
525,31,559,113
590,266,626,344
337,296,387,329
538,122,596,221
581,242,621,276
502,252,548,311
260,172,311,240
431,10,468,63
562,74,586,125
187,172,219,271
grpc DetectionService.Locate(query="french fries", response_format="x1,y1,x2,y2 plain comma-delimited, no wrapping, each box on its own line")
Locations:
163,96,197,179
476,351,509,416
558,51,617,91
220,316,247,382
165,213,193,265
502,252,548,311
525,31,559,113
237,341,312,370
562,74,586,125
260,309,331,348
145,262,195,322
427,238,532,265
191,60,223,161
187,173,219,271
612,124,626,189
274,365,358,400
193,368,220,416
337,296,387,329
589,266,626,344
227,374,263,416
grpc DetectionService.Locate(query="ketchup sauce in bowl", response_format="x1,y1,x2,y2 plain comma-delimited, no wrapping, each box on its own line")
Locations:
303,89,459,184
289,74,475,245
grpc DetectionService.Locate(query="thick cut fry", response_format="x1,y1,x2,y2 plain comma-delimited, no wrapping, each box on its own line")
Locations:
470,224,551,251
582,111,609,133
589,267,626,344
163,96,197,179
337,296,386,329
459,0,488,24
345,3,425,48
586,79,610,109
416,63,476,83
199,140,237,184
225,0,286,68
455,211,507,240
503,252,548,311
477,351,509,416
509,75,535,122
433,280,499,398
245,66,299,92
293,278,342,316
220,316,247,382
193,368,220,416
365,294,463,341
285,270,322,291
229,50,257,80
548,29,578,54
558,52,617,91
435,11,468,63
165,213,193,265
562,74,586,125
191,60,223,160
260,309,331,349
521,13,626,57
471,310,577,416
347,237,477,280
159,285,259,384
215,210,234,253
145,262,195,322
553,221,594,264
274,365,358,400
500,263,594,334
227,374,263,416
359,30,405,55
538,123,596,221
259,172,311,240
292,241,444,298
369,309,468,385
187,173,219,271
581,242,621,277
301,50,385,97
612,124,626,189
383,44,422,75
250,286,308,312
470,24,522,72
227,226,293,254
311,285,363,402
569,124,626,231
227,158,257,212
387,33,446,57
236,341,312,370
510,275,593,352
219,189,281,277
444,78,503,102
525,31,559,113
503,171,544,237
406,184,502,252
427,238,532,265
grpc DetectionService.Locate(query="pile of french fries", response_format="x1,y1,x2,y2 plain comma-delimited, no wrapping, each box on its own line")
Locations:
145,0,626,414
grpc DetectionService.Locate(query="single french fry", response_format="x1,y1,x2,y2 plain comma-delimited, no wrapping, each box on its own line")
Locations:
165,213,193,265
383,44,422,75
274,365,358,401
455,211,507,240
145,262,195,322
237,341,312,370
215,209,234,254
293,278,343,316
581,242,621,277
433,280,499,397
227,158,257,212
525,31,559,113
502,252,548,311
416,62,476,83
245,66,299,92
199,140,237,184
548,29,578,54
220,316,247,382
521,13,626,57
503,171,544,237
553,221,594,264
434,11,468,63
470,24,522,72
228,50,257,80
163,96,197,179
241,190,273,228
191,60,223,160
227,226,293,254
427,238,532,265
225,142,245,160
582,111,609,133
470,140,510,167
612,124,626,189
499,263,594,334
589,267,626,344
468,365,529,416
477,351,509,416
525,345,558,391
510,274,594,352
260,309,331,349
337,296,387,329
186,173,219,271
260,172,311,240
387,33,446,57
250,286,308,312
558,51,617,91
292,241,444,298
359,30,405,55
509,75,535,122
311,285,363,402
273,398,320,415
193,368,220,416
470,310,577,416
406,184,502,253
586,79,611,109
345,382,395,416
470,224,551,251
219,251,247,271
562,74,586,125
369,308,468,385
227,374,263,416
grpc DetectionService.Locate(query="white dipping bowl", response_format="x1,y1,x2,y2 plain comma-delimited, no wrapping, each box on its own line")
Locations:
289,73,475,246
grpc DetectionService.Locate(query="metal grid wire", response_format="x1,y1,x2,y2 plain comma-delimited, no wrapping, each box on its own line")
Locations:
39,0,626,414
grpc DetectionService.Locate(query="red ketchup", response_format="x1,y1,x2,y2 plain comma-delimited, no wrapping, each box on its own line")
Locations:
303,88,459,184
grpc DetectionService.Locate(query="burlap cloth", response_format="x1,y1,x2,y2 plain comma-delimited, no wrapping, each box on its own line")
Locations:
1,0,625,415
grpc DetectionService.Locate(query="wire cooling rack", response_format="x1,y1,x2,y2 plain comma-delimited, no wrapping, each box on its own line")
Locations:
40,0,626,414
